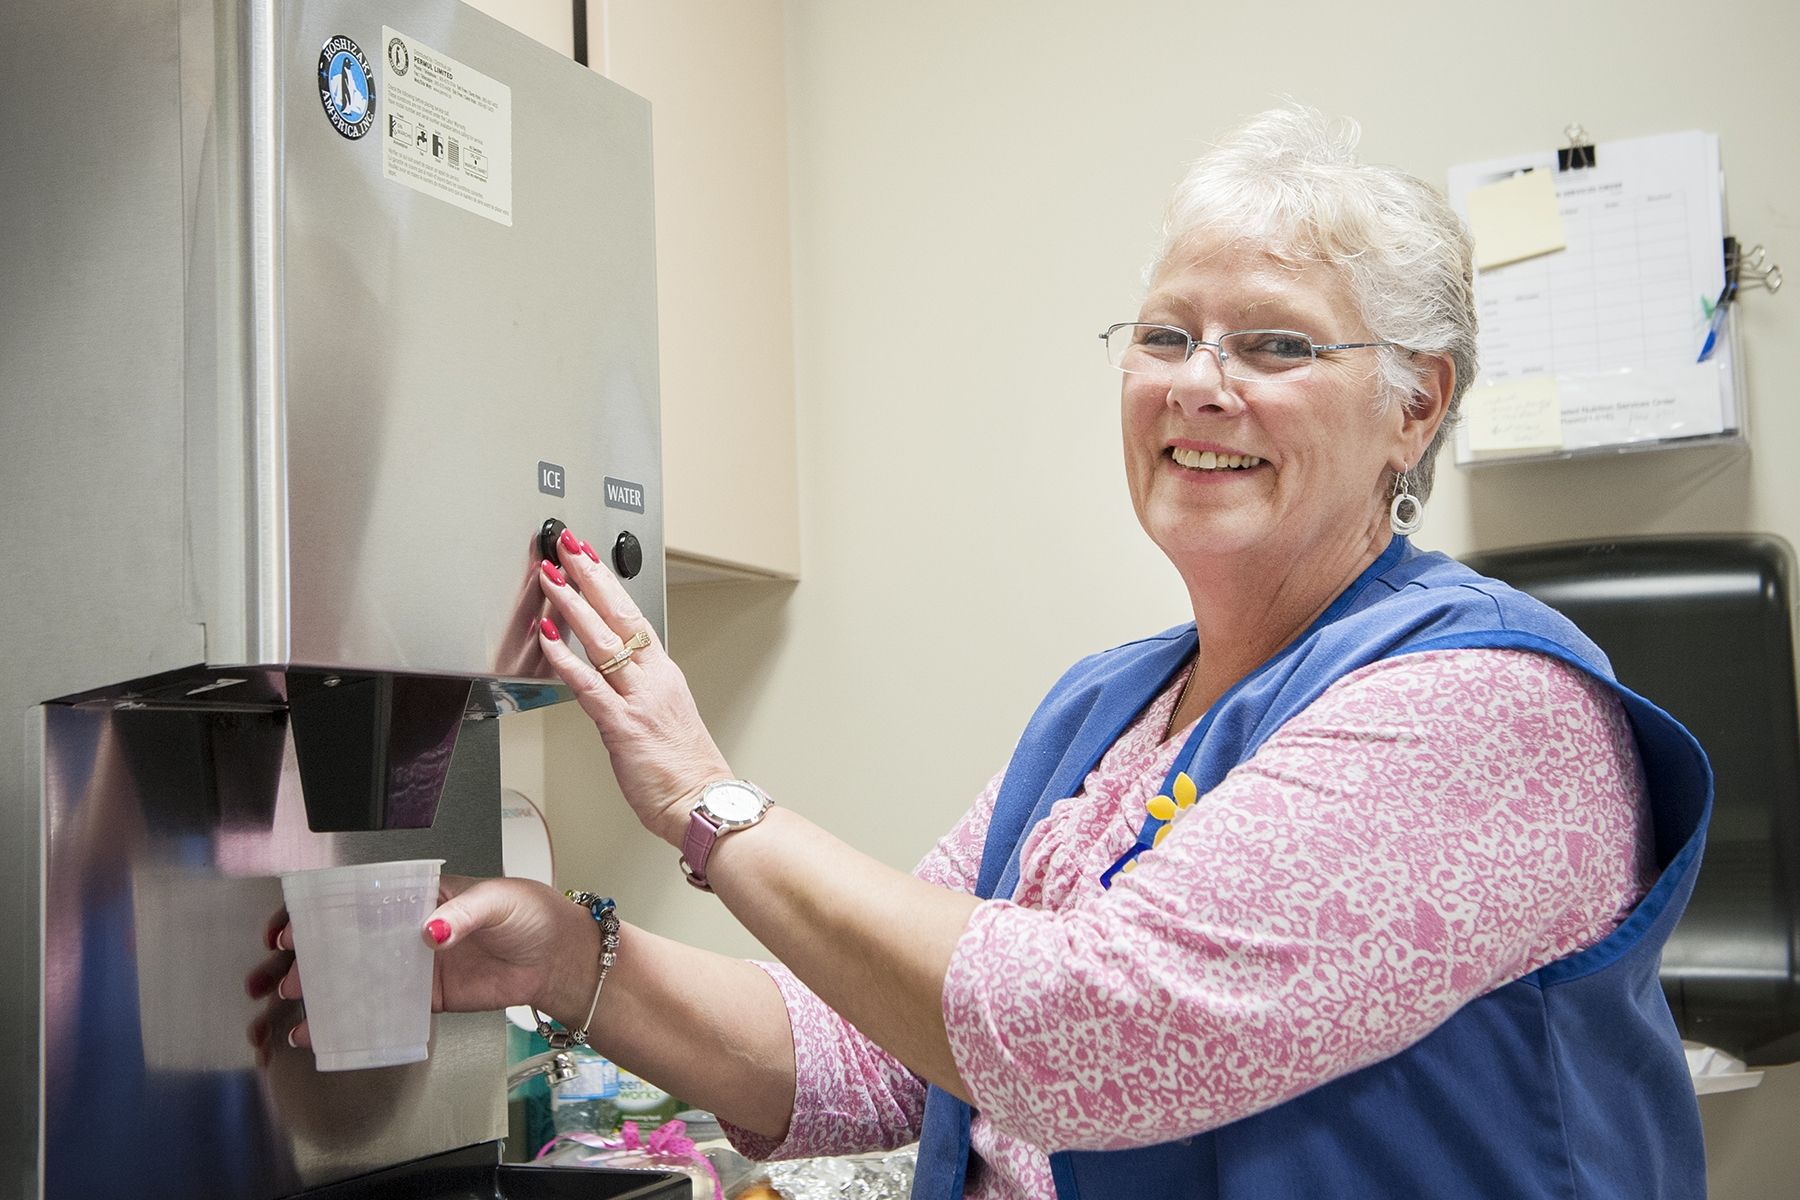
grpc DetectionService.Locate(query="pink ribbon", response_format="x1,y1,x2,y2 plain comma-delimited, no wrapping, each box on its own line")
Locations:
620,1118,700,1158
535,1119,723,1200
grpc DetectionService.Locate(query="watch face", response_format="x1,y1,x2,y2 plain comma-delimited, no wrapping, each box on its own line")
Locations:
705,782,764,823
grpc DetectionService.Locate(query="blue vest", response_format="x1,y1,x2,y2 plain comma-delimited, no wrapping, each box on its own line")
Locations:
913,538,1711,1199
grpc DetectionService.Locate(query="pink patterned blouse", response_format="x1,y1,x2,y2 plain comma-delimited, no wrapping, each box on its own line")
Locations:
725,648,1655,1199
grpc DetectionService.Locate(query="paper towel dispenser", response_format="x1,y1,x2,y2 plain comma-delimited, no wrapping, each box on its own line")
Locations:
1464,535,1800,1066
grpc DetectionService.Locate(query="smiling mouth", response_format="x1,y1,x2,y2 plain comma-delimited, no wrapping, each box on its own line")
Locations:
1168,447,1263,471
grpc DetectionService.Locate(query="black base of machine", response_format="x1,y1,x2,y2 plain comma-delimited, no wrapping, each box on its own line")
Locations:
288,1142,689,1200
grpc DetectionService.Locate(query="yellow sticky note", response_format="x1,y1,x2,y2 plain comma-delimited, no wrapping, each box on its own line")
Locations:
1467,376,1563,453
1466,171,1566,270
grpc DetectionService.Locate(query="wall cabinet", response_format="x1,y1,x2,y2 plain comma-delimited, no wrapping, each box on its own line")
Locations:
594,0,801,582
462,0,574,57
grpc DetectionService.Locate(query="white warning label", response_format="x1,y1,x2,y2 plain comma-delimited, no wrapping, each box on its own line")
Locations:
380,27,513,226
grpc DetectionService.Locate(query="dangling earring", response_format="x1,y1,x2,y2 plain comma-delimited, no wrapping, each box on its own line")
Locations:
1389,464,1423,536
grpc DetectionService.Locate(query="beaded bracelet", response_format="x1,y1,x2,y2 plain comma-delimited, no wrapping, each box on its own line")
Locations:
533,891,620,1050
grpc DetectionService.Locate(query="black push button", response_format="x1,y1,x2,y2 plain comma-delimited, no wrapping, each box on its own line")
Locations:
613,531,644,579
538,518,567,564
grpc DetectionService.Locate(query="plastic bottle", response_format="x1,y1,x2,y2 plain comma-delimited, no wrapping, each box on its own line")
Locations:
613,1067,682,1130
549,1047,620,1134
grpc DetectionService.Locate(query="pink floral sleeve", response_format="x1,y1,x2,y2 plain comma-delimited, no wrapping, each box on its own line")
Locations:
719,770,1006,1160
942,649,1654,1155
724,647,1650,1199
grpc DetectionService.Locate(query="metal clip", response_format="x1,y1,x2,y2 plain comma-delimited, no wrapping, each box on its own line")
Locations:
1728,242,1783,294
1558,123,1596,171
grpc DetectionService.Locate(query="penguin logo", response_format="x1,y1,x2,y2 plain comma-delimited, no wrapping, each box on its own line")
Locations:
317,35,376,139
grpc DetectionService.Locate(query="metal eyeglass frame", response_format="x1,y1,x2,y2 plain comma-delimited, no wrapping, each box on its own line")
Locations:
1099,322,1398,382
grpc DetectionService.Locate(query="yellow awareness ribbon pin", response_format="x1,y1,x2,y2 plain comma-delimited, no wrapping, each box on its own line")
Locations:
1124,771,1198,873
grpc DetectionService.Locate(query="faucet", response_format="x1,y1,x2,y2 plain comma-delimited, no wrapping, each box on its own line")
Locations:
508,1049,579,1093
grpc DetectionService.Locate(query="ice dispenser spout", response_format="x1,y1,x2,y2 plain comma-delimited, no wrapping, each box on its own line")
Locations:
287,672,473,831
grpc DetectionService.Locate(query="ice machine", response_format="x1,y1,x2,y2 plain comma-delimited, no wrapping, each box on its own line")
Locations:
0,0,674,1195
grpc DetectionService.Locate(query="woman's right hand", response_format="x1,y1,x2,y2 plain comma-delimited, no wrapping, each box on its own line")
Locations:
244,875,598,1054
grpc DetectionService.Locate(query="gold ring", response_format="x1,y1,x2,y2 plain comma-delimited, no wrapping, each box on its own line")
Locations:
596,630,652,676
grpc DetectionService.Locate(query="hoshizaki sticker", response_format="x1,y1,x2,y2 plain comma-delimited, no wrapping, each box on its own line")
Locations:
318,35,376,139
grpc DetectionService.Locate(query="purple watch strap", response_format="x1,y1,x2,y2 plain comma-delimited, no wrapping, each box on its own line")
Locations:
681,807,721,892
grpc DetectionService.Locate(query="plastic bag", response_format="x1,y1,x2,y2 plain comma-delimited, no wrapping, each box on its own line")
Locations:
536,1119,726,1199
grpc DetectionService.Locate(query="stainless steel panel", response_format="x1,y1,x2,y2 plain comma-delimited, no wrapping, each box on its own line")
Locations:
10,712,47,1200
277,0,664,678
2,2,204,1194
41,706,507,1199
0,0,663,695
249,0,295,667
0,0,205,706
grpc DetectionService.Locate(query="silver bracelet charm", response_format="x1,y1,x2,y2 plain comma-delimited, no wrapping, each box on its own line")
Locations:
533,891,620,1050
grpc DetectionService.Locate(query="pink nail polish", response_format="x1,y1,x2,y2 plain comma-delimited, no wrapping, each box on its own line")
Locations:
541,559,567,586
538,618,560,642
579,540,600,563
427,918,451,944
559,528,581,556
286,1027,300,1049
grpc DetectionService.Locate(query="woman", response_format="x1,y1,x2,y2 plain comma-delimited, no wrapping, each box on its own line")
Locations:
251,107,1710,1198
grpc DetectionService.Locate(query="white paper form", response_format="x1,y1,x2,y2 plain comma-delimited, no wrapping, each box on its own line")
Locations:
1447,132,1735,462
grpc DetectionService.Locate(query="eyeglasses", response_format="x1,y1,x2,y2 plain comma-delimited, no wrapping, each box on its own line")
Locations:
1100,322,1397,384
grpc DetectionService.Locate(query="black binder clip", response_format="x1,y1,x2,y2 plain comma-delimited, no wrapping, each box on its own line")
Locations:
1557,123,1596,171
1726,239,1784,295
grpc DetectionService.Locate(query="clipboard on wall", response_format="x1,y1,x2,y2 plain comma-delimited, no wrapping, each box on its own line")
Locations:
1446,130,1743,465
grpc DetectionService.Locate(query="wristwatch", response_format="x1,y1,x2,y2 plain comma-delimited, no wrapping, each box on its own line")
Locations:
680,779,773,891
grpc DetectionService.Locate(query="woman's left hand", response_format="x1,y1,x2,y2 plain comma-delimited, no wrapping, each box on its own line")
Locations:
244,875,603,1059
533,530,732,844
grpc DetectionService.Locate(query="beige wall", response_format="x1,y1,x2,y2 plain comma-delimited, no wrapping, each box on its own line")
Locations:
505,0,1800,1190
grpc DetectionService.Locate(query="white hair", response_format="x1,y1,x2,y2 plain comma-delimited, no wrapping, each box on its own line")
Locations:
1152,105,1476,502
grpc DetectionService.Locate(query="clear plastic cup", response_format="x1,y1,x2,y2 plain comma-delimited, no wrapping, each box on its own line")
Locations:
280,859,444,1071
